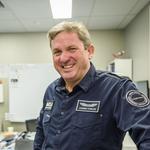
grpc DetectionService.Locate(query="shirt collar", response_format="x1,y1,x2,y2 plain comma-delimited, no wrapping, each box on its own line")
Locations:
55,63,97,93
78,63,96,92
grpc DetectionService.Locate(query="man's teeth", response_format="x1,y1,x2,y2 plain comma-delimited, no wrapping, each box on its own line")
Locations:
63,65,73,69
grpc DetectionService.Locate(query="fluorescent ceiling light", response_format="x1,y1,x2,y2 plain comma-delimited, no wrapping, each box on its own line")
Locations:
50,0,72,19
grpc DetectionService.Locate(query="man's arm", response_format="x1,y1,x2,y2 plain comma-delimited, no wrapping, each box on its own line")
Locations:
114,79,150,150
128,108,150,150
33,109,45,150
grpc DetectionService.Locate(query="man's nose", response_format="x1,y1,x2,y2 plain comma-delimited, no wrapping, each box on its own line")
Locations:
60,52,70,62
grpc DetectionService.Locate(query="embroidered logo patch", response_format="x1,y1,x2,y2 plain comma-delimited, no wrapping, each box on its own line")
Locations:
45,101,54,110
126,90,150,107
76,100,100,112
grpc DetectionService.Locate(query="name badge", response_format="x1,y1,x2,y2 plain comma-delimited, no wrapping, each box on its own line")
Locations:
45,101,54,110
76,100,100,113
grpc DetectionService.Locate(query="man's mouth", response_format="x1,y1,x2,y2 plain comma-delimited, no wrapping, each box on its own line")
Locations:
62,64,73,69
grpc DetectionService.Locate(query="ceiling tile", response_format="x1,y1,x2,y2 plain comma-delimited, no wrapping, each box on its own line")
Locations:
118,14,136,28
129,0,150,14
72,0,94,17
91,0,138,16
0,0,149,32
88,15,126,30
20,18,55,32
0,10,14,19
0,20,26,32
4,0,52,18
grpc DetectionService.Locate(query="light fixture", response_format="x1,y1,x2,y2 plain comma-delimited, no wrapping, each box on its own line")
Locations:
49,0,72,19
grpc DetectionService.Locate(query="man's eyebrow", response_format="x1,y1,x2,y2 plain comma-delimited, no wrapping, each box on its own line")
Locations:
52,48,61,51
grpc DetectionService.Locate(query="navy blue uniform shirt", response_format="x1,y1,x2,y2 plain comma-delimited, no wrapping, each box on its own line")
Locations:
34,63,150,150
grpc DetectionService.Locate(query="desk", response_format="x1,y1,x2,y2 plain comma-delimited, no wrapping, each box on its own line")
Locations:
0,131,17,149
0,132,35,150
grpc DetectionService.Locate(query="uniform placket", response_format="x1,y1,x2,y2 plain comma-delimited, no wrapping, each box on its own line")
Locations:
53,94,70,149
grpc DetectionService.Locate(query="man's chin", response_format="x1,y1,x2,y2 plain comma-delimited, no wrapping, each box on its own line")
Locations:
62,76,75,82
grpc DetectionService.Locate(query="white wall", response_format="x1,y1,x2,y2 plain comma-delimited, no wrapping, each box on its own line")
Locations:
91,30,125,70
0,31,124,69
124,5,149,82
0,33,51,64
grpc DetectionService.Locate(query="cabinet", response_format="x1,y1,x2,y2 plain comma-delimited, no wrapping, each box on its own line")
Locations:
107,58,132,79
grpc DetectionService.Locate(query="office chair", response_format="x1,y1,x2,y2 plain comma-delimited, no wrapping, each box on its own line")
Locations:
25,119,37,132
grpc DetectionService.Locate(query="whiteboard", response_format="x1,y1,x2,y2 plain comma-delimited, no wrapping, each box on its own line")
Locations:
8,64,59,122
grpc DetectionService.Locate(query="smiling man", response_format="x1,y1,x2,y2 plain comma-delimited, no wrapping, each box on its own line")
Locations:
34,21,150,150
51,31,94,92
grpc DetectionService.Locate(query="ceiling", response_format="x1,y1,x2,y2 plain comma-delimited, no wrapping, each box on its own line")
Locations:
0,0,150,33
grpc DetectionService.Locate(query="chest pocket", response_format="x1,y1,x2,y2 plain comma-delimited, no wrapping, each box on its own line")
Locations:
42,100,55,125
43,110,51,123
70,111,104,149
42,110,52,135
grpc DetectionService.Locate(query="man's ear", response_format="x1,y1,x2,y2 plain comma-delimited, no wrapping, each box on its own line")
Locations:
87,44,95,60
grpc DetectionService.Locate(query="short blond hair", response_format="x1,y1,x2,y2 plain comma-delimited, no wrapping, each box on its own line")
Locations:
47,21,92,49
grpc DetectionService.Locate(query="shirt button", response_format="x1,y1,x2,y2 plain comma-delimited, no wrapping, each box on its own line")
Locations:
60,111,64,115
57,130,61,134
66,95,69,98
100,114,103,117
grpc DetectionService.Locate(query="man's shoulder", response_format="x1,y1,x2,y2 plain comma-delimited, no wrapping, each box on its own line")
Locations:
95,70,131,84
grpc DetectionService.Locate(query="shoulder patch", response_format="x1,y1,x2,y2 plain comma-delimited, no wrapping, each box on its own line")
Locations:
126,90,150,107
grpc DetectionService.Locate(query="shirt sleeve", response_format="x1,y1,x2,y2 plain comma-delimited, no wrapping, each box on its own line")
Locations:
113,79,150,150
33,107,45,150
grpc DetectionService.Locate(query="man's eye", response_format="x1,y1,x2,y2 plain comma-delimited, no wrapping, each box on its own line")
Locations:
53,51,62,56
69,48,77,52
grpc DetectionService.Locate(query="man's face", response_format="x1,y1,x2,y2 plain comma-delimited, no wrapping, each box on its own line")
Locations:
51,31,94,84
